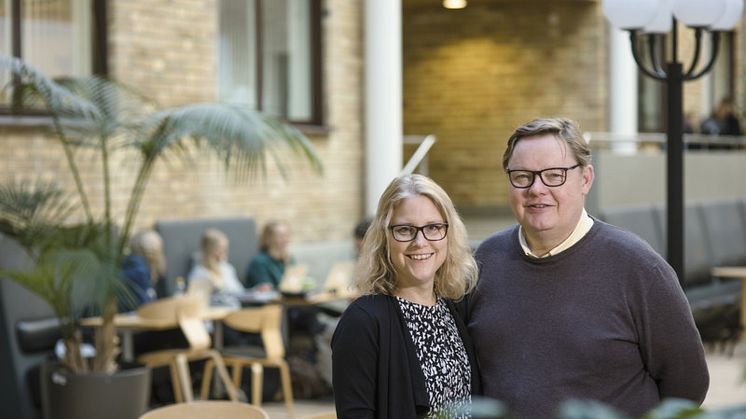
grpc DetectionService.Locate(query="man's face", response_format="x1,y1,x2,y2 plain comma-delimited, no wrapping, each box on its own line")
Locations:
506,134,594,246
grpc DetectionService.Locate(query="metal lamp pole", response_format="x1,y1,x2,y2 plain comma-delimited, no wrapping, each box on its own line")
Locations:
626,22,720,284
603,0,743,286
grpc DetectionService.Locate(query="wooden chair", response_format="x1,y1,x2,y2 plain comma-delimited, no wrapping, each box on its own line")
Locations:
302,412,337,419
136,296,238,403
139,401,268,419
203,305,293,416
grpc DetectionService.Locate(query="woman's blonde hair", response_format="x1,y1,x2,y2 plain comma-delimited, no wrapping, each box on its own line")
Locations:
129,230,165,284
354,174,478,300
200,228,228,288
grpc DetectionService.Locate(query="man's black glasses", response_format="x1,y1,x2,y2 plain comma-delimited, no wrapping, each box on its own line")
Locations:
506,164,581,188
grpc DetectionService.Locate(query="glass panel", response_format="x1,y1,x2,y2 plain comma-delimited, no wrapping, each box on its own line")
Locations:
262,0,312,121
218,0,257,108
0,0,8,56
637,36,664,132
0,0,10,106
22,0,91,78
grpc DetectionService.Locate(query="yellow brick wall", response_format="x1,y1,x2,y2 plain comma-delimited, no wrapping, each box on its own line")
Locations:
0,0,365,244
403,1,608,209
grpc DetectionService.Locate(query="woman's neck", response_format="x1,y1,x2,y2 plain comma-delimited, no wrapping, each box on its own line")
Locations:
393,286,437,306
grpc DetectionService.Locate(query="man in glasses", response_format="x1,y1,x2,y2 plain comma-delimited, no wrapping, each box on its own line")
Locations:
467,118,708,418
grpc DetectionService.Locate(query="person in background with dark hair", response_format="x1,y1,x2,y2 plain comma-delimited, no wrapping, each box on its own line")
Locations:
469,117,708,418
332,174,480,418
701,97,742,149
353,217,372,257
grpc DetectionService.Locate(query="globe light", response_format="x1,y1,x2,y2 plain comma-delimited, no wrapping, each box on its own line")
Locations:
643,0,674,33
673,0,727,27
603,0,660,30
711,0,744,30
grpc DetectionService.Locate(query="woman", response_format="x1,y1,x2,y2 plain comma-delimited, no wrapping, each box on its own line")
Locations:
187,228,244,307
120,230,166,311
332,174,480,418
245,220,292,291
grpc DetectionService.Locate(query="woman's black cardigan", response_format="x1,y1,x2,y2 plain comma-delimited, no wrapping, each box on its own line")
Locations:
331,294,481,419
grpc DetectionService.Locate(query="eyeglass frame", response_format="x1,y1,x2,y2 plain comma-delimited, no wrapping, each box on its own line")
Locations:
388,223,449,242
505,163,582,189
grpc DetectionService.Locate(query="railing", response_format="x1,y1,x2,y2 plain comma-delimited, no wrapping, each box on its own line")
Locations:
584,131,746,151
401,134,436,175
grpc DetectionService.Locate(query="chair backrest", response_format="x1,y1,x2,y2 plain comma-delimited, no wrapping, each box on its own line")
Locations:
223,305,285,359
302,413,337,419
600,204,664,256
137,296,211,350
700,199,746,266
139,401,269,419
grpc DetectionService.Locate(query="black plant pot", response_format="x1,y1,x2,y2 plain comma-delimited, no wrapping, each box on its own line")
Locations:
40,362,151,419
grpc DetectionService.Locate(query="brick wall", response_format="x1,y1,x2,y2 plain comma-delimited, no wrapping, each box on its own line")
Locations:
0,0,365,244
403,1,608,209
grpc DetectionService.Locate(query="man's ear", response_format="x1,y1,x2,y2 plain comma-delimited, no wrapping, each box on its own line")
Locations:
581,164,594,195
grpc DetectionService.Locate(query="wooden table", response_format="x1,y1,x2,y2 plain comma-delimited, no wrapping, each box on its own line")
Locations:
80,307,234,361
80,292,354,361
710,266,746,333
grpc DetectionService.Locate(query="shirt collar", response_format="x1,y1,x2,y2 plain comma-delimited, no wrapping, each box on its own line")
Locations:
519,209,594,258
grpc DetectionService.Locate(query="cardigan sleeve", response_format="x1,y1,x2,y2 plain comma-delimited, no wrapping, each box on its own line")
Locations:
332,302,379,419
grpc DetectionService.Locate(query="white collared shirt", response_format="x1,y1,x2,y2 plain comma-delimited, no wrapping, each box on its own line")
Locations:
519,209,594,258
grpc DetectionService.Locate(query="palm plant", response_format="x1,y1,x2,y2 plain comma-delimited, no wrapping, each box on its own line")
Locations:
0,55,322,373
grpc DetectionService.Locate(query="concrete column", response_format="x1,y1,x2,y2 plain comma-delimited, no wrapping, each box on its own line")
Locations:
364,0,402,216
609,26,638,153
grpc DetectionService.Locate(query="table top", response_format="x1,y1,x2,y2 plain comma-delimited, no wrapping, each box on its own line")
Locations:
80,292,355,330
80,306,234,330
711,266,746,278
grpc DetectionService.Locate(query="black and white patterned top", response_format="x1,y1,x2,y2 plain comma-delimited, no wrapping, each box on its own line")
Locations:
396,296,471,418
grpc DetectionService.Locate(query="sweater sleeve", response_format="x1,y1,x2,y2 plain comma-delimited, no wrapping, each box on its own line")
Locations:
331,302,378,419
637,261,709,403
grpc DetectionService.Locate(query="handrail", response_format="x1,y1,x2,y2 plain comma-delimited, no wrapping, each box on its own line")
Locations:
401,134,436,175
584,131,746,150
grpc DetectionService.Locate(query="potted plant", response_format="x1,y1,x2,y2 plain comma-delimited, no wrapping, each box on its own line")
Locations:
0,55,322,418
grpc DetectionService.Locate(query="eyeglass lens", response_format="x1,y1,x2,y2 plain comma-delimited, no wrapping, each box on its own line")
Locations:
390,223,448,241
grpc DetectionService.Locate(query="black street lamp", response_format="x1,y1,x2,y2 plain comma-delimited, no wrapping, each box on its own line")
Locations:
602,0,743,286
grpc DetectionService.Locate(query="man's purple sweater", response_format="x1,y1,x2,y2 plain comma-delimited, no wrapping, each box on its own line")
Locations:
468,220,709,419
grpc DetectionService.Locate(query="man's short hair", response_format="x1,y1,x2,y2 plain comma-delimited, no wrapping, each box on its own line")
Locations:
502,118,592,171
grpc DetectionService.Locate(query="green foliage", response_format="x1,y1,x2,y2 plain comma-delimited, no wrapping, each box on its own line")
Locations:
0,54,323,372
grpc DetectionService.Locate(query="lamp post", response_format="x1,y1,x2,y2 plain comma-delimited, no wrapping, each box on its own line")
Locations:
602,0,743,286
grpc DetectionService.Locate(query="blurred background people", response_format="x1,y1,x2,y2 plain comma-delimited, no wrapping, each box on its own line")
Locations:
119,230,166,312
245,220,292,291
187,228,244,308
700,97,742,149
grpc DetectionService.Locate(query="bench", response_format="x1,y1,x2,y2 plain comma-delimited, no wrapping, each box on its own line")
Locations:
600,198,746,349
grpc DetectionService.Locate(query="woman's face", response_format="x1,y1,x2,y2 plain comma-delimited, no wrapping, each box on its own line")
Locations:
211,238,228,262
387,195,448,293
270,224,290,252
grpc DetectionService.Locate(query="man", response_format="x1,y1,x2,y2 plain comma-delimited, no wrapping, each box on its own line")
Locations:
468,118,709,418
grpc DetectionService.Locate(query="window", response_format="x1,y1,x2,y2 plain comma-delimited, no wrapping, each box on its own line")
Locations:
636,31,736,133
218,0,322,125
0,0,107,113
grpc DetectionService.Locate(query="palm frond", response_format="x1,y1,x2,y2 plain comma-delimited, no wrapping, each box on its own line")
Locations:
0,54,100,119
138,103,323,179
0,181,79,254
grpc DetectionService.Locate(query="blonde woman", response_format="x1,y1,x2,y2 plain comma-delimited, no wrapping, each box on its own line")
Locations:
332,174,481,418
187,228,244,307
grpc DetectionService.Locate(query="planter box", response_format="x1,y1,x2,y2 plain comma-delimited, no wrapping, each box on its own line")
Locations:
41,362,151,419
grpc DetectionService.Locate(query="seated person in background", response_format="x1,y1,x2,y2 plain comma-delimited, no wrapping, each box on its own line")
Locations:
245,220,292,291
353,217,372,258
119,230,166,312
187,228,244,308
